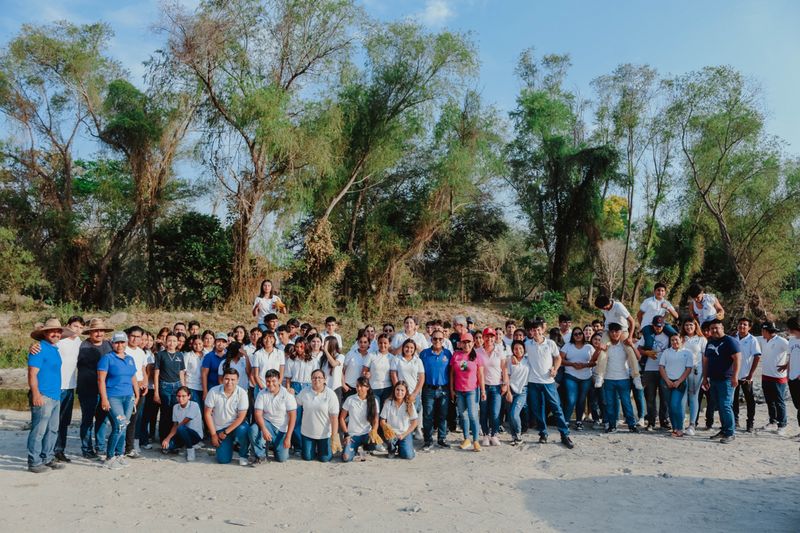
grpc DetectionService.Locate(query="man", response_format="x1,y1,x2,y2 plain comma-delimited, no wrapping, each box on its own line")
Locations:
320,316,343,350
591,319,604,334
76,318,113,459
687,283,725,324
637,282,679,350
173,322,187,335
638,316,671,430
201,332,228,399
187,320,201,337
598,323,641,434
702,318,741,443
759,321,789,436
54,316,84,462
124,325,148,458
419,332,452,450
276,325,292,351
27,319,73,473
734,318,761,432
503,320,516,349
249,369,296,464
391,316,430,355
594,295,635,343
204,368,250,465
286,318,301,342
557,315,573,344
524,321,574,449
449,316,468,349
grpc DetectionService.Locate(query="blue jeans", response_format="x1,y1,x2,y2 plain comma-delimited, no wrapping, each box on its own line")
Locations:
685,368,702,427
27,394,60,467
762,380,788,427
249,420,290,462
78,392,109,455
422,385,449,442
455,390,479,441
54,389,74,454
479,385,503,436
709,379,735,437
301,435,332,462
508,387,527,439
526,382,570,437
641,324,678,349
166,425,202,449
563,375,591,424
158,381,181,440
632,380,645,420
290,382,311,449
373,387,392,408
106,395,134,458
215,423,250,464
387,433,415,459
342,433,370,462
664,381,687,430
603,379,637,428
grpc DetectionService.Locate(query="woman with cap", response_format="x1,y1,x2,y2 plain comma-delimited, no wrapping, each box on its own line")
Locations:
477,328,507,446
97,332,139,470
76,318,114,459
450,332,485,452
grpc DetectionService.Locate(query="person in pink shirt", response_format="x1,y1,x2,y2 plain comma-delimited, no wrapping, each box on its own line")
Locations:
449,332,486,452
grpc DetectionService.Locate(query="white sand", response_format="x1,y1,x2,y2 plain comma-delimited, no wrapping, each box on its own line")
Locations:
1,407,799,532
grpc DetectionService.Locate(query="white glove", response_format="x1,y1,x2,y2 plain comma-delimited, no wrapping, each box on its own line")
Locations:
594,376,604,389
632,376,643,390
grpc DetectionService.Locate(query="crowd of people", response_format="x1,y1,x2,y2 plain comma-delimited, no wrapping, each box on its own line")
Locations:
24,280,800,472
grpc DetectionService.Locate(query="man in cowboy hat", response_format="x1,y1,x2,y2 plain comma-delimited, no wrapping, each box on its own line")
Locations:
27,318,75,472
77,318,114,459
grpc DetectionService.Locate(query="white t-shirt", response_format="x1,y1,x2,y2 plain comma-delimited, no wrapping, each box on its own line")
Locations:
477,346,505,386
342,394,378,436
639,296,675,328
390,331,430,353
343,351,367,388
507,355,530,394
183,351,205,391
57,336,82,389
603,301,632,332
638,333,669,372
380,399,418,434
349,340,379,353
524,338,559,384
659,348,693,380
204,385,248,431
252,348,286,386
296,387,339,439
218,357,248,390
125,345,147,382
736,334,762,379
391,356,425,392
324,353,345,390
760,335,789,379
788,337,800,381
253,386,297,433
560,330,572,344
605,343,632,380
683,335,708,368
364,352,394,389
286,353,322,384
145,350,155,390
253,295,281,323
172,400,203,436
320,332,343,351
561,343,594,380
692,294,719,324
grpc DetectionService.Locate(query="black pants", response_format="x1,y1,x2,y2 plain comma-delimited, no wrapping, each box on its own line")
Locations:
733,380,756,427
55,388,74,454
789,379,800,427
642,371,668,426
697,387,715,427
143,389,159,442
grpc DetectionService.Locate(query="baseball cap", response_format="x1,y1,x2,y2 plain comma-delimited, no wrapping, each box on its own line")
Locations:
482,328,496,337
460,332,474,342
761,321,778,333
453,315,467,326
652,316,666,327
215,332,229,341
111,331,128,343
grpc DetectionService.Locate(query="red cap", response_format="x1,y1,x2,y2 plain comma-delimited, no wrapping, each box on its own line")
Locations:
460,332,474,342
482,328,496,337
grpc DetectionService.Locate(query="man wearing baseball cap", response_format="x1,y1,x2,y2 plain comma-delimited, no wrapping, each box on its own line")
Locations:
638,315,671,430
201,333,229,399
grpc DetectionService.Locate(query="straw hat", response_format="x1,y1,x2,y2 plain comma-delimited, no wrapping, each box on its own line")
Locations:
83,317,114,333
30,318,77,341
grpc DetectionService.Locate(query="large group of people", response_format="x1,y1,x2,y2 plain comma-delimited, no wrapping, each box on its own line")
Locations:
24,280,800,472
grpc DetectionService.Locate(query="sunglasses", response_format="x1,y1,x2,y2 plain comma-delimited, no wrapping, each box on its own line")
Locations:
432,337,444,341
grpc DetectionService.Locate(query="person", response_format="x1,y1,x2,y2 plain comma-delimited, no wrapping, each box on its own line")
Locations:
557,315,573,344
244,327,262,362
658,334,694,437
296,369,340,462
594,295,635,343
201,332,228,399
759,321,789,436
276,325,293,351
587,332,606,427
450,332,485,452
123,325,148,459
218,341,251,392
362,334,394,406
503,320,516,348
188,320,201,337
251,332,286,395
380,381,419,459
340,377,380,462
51,315,83,463
249,369,297,464
734,318,761,433
26,319,73,473
252,279,285,330
204,368,250,465
97,332,139,470
687,283,725,324
390,338,425,439
638,316,671,430
786,317,800,439
343,334,370,401
419,330,452,450
182,335,206,405
637,283,679,349
560,326,596,431
201,330,215,352
449,316,468,349
476,328,507,445
284,338,317,450
320,316,343,349
76,318,113,459
160,386,203,461
524,321,574,448
390,316,430,355
321,336,344,406
680,318,707,436
702,318,741,444
505,340,530,445
596,323,641,434
154,333,186,441
141,332,158,448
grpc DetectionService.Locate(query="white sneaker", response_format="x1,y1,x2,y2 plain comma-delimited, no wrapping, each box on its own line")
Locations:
126,449,141,459
490,436,501,446
776,427,787,436
133,439,141,453
106,456,123,470
762,423,778,431
238,457,249,466
142,443,153,450
685,426,696,436
594,376,604,388
117,457,130,468
637,418,645,428
415,427,424,440
480,436,490,447
186,448,196,462
632,376,643,390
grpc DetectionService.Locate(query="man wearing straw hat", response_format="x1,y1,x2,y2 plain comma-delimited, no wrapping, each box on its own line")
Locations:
77,318,114,459
27,318,75,473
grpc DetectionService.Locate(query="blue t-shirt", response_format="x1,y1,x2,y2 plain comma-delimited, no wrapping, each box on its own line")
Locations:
202,351,226,388
705,335,741,380
97,353,136,397
419,347,452,386
28,341,62,401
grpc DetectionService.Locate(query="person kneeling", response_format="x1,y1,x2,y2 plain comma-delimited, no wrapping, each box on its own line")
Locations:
340,377,380,462
204,368,250,465
249,369,296,464
380,381,418,459
161,386,203,461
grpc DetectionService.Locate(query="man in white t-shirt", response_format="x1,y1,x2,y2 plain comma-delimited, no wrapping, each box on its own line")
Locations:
638,316,671,430
390,316,430,355
594,295,635,344
203,368,250,465
637,283,679,350
734,318,761,432
249,369,296,464
124,325,148,458
320,316,343,351
53,316,84,462
558,315,573,344
759,321,790,435
160,387,203,461
600,323,642,433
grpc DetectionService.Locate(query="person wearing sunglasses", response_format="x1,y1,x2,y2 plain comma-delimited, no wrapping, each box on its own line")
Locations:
420,331,453,450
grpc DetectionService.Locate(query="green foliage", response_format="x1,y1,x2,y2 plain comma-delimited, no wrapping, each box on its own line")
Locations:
0,226,49,298
101,79,164,152
510,291,566,324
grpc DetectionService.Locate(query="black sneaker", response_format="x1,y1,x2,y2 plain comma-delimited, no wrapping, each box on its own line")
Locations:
538,435,548,444
45,461,66,470
54,452,71,463
28,464,50,473
561,436,575,449
629,426,640,433
250,457,266,466
746,425,754,433
605,426,618,434
720,435,736,444
436,440,450,448
82,451,99,459
575,422,584,431
422,441,433,452
709,431,724,439
509,438,521,446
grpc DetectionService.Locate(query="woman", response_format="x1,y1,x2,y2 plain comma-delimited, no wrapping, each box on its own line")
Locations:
183,335,205,405
160,386,203,461
219,342,251,392
174,331,188,353
380,381,418,459
560,327,597,431
201,330,215,353
340,377,379,462
390,339,425,430
505,340,530,445
252,279,285,331
680,318,707,436
296,369,340,462
477,329,507,446
140,331,158,449
251,333,285,395
587,332,605,427
362,334,394,407
284,339,317,450
97,332,139,470
153,333,186,442
659,334,694,437
449,332,485,452
343,334,370,401
231,325,247,346
155,327,170,353
321,336,344,406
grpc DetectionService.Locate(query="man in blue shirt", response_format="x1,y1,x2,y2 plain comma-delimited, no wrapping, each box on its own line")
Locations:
702,318,741,443
201,333,229,398
27,319,73,472
419,333,452,451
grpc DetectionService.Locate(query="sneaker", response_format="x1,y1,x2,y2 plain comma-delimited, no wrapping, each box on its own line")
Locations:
561,436,575,449
489,436,501,446
605,426,618,434
777,427,787,437
746,425,754,433
54,452,71,463
632,376,643,390
142,443,153,450
437,440,450,448
106,457,124,470
186,448,196,462
762,422,777,431
661,422,672,431
96,454,107,463
238,457,249,466
82,451,99,460
720,435,736,444
473,441,482,452
575,421,583,431
509,438,521,446
117,457,130,468
685,426,696,436
637,418,645,427
415,427,424,440
250,456,265,466
422,442,433,452
538,435,548,444
45,461,66,470
629,426,640,433
28,464,50,473
459,439,472,450
480,436,490,447
126,449,141,459
645,424,655,432
709,431,724,440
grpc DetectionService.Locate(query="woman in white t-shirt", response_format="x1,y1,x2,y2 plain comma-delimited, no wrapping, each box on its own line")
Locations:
160,386,203,461
321,336,344,406
183,336,206,405
379,381,418,459
340,377,379,462
560,327,597,431
680,318,707,436
362,334,394,407
505,340,530,445
218,342,251,392
296,370,340,462
343,334,370,401
658,334,694,437
251,280,285,331
251,333,286,395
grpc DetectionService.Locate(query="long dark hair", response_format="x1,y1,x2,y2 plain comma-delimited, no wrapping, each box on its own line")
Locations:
357,376,377,423
258,279,273,298
568,326,585,347
223,341,243,373
287,338,310,362
321,336,340,375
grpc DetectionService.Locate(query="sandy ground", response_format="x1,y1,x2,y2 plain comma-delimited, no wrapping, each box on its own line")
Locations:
1,406,799,533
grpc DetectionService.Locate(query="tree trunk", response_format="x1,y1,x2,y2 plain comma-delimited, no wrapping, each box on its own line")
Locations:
620,133,635,303
91,209,146,308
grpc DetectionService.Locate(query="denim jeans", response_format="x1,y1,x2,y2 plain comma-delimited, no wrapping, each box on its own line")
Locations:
290,382,311,449
166,425,202,450
215,423,250,464
55,389,74,454
762,380,787,427
78,392,108,455
685,368,702,427
642,370,668,426
563,375,591,424
632,380,646,420
603,379,637,429
508,387,527,439
387,433,415,459
733,380,756,427
588,381,604,422
249,420,290,462
301,435,332,462
373,387,392,409
107,395,134,458
709,379,735,437
27,394,60,467
342,433,370,462
526,382,570,437
641,324,678,350
479,385,503,436
142,389,158,444
455,390,479,441
422,385,449,443
664,381,687,430
158,381,182,440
